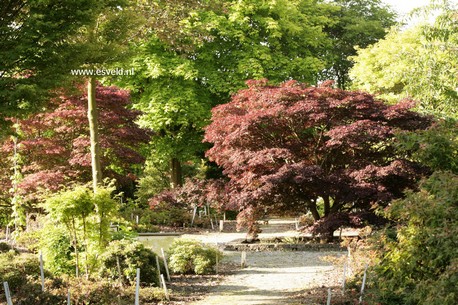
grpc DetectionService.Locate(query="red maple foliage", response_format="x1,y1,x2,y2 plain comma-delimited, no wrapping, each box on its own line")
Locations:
204,79,432,236
149,177,232,212
0,84,150,203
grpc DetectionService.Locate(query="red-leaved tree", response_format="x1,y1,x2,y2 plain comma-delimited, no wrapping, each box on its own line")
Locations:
0,84,150,204
204,79,432,239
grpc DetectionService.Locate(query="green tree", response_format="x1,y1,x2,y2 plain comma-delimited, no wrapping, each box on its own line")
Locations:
192,0,335,99
73,0,145,191
321,0,396,89
350,3,458,118
125,37,212,188
0,0,100,128
126,0,336,189
41,184,119,277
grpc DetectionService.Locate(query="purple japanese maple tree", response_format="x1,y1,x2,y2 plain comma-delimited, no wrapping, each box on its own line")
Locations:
1,84,150,203
204,79,431,238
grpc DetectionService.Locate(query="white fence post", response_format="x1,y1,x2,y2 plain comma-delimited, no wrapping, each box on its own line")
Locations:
326,288,331,305
160,248,171,281
241,251,247,268
359,264,369,303
135,268,140,305
160,274,170,301
39,250,45,292
3,281,13,305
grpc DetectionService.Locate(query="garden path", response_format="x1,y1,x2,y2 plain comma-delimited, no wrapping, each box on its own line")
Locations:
190,250,345,305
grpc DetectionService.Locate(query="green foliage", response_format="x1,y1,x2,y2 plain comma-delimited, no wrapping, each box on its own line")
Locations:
40,225,75,275
167,239,222,275
350,3,458,118
0,242,11,252
397,119,458,174
0,251,47,292
369,171,458,304
0,0,102,124
40,183,120,276
322,0,396,89
0,251,165,305
98,239,160,286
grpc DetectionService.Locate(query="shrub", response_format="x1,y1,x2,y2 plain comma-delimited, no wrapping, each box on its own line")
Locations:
167,239,222,275
67,278,166,305
39,224,75,275
98,239,160,286
0,251,166,305
368,172,458,305
0,241,11,252
0,252,40,288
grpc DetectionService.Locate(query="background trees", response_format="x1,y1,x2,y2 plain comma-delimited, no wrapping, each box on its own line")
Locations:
0,0,100,128
322,0,396,89
0,84,148,209
204,80,431,237
127,0,395,192
350,3,458,118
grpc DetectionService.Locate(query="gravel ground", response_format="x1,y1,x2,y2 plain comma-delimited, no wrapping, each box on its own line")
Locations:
190,250,346,305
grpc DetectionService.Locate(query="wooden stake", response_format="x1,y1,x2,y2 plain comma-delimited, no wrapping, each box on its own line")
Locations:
342,262,347,295
219,220,224,232
155,256,161,286
116,256,123,287
67,290,71,305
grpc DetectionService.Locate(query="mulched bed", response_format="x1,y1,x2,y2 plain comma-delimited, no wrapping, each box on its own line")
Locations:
162,261,239,304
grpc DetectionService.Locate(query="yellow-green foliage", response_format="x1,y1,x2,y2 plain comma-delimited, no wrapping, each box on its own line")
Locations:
167,239,222,275
370,172,458,305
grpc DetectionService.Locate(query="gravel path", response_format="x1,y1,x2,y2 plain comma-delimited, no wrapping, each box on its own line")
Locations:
191,250,345,305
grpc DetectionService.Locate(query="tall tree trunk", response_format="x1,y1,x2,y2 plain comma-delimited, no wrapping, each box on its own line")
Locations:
88,76,102,191
170,157,182,188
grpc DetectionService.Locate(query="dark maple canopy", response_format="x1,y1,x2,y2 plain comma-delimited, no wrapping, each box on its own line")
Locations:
0,84,149,203
204,79,431,235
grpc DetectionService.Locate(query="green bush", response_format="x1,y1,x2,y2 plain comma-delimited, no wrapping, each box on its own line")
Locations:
369,172,458,305
39,224,75,275
0,241,11,252
98,239,160,286
167,239,222,275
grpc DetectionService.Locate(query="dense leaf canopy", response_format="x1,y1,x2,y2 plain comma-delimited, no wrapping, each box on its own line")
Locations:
0,84,149,203
350,5,458,118
204,80,431,233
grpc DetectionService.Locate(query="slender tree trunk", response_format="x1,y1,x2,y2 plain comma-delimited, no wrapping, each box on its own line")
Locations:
309,199,321,221
88,76,102,191
170,157,182,188
82,217,89,278
323,196,331,217
72,218,79,278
